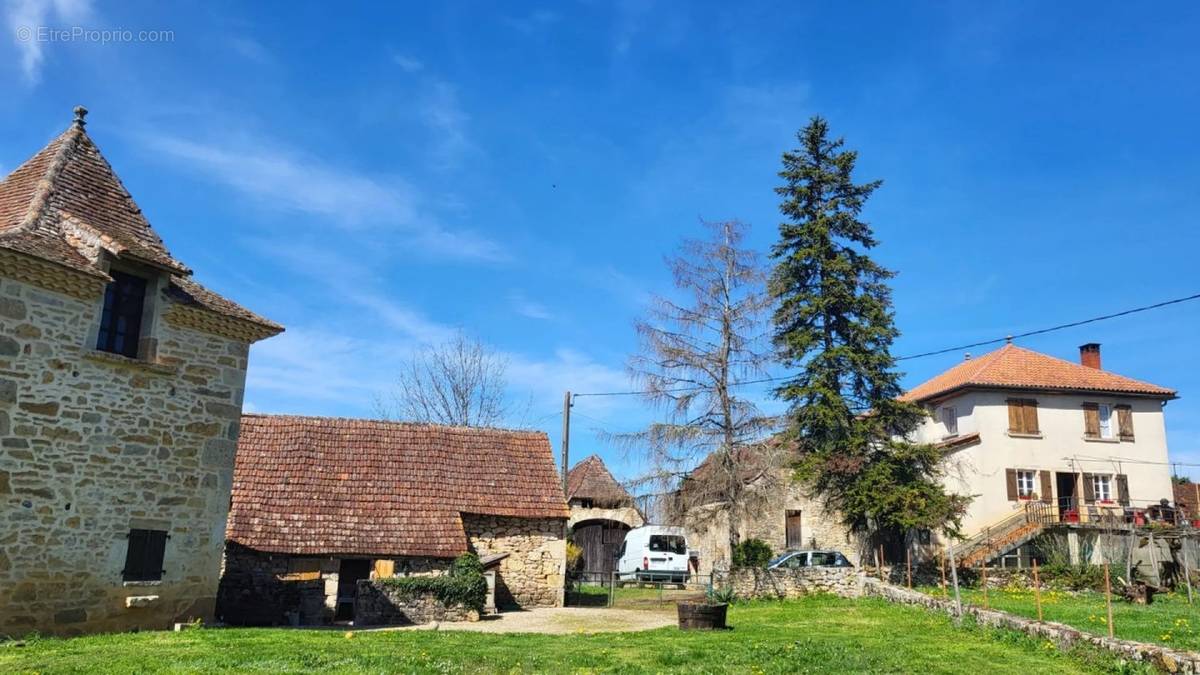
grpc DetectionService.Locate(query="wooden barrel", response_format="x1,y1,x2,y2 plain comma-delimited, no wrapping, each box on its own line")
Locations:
677,602,728,630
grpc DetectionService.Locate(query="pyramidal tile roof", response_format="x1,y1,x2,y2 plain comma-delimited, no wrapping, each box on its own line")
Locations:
227,415,570,557
900,343,1175,403
0,107,281,334
566,455,633,506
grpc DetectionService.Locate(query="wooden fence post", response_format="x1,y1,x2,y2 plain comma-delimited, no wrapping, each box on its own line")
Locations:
906,548,912,590
1032,559,1043,622
947,544,963,619
1183,535,1195,605
940,552,948,599
879,544,886,581
981,562,989,609
1103,562,1115,639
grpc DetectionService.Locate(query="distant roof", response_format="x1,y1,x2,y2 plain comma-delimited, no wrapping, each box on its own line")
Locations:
227,415,569,557
0,109,281,337
566,455,633,506
900,344,1175,403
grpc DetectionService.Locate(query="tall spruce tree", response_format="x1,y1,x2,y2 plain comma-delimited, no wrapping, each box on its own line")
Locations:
770,117,969,538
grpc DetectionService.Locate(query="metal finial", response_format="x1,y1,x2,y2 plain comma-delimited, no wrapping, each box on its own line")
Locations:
72,106,88,129
1005,335,1013,344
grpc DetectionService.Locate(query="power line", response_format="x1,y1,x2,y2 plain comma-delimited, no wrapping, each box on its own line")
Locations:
572,290,1200,399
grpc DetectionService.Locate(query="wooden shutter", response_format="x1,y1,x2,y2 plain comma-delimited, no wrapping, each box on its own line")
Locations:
1116,406,1134,440
1081,473,1096,504
374,559,395,579
1005,468,1018,501
1022,400,1039,434
1007,400,1023,433
1082,403,1100,438
123,529,167,582
1039,471,1053,504
1116,474,1130,506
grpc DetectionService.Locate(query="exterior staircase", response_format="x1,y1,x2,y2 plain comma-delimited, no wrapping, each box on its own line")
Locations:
951,502,1055,568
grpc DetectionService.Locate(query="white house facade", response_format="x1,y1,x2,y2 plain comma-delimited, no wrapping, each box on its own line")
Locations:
904,342,1176,541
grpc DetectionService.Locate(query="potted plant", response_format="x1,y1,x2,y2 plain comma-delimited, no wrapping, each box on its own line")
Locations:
678,586,733,630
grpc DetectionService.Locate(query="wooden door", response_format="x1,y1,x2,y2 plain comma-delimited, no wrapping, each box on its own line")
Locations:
785,510,803,549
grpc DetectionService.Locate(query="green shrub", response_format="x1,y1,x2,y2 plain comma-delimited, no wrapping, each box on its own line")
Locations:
732,539,773,568
377,553,488,612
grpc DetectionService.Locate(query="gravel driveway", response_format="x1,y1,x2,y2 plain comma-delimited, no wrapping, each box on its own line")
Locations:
371,607,676,635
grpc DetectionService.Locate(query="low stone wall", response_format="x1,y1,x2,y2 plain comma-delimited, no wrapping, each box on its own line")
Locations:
716,567,862,599
863,578,1200,672
354,580,478,626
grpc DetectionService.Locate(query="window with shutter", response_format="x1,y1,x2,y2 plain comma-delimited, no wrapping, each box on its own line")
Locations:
1082,403,1100,438
940,406,958,437
1007,399,1040,435
785,510,803,549
122,528,168,581
1116,406,1135,441
96,270,148,359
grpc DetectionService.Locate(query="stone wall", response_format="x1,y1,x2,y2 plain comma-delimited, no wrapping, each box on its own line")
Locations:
716,567,862,599
217,543,449,625
1,275,252,636
863,578,1200,672
354,580,478,626
682,474,861,576
462,514,565,608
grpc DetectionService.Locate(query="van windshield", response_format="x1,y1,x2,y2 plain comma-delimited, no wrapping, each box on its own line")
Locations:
648,535,687,554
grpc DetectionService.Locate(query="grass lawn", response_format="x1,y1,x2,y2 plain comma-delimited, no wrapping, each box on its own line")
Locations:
919,584,1200,652
0,596,1148,674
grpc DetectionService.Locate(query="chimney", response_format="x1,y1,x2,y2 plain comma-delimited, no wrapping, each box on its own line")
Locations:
1079,343,1102,369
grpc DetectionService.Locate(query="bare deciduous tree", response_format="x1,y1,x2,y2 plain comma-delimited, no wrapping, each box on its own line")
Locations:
618,220,777,561
375,331,511,427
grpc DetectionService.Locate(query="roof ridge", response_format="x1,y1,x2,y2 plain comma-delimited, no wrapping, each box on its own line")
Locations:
4,126,81,240
241,412,547,436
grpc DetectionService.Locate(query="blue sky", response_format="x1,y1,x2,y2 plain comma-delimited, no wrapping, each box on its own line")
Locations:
4,1,1199,483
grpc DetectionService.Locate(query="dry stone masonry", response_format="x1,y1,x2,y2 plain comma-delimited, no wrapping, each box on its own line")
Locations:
463,514,566,608
717,566,863,599
0,275,270,635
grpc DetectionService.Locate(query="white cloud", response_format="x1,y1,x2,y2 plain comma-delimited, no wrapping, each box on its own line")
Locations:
393,53,423,73
508,291,553,321
6,0,93,83
503,9,559,34
420,79,475,170
142,131,507,262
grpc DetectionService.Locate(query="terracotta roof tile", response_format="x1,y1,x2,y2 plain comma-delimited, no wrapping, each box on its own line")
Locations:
227,415,569,557
900,343,1175,402
566,455,633,507
0,114,279,334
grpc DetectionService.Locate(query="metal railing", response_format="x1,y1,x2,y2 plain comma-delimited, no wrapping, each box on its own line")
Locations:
565,570,714,608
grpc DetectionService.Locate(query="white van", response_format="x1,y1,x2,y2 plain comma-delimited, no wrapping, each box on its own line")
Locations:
615,526,691,584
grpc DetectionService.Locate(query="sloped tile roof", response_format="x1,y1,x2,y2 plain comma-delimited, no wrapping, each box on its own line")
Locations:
566,455,633,507
0,111,280,336
900,343,1175,403
227,415,570,557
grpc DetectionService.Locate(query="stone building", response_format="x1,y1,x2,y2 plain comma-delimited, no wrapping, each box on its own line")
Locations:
218,414,569,625
675,445,860,576
565,455,643,576
0,108,282,636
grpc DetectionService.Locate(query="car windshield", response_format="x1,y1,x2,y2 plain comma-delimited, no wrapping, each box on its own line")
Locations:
648,535,687,554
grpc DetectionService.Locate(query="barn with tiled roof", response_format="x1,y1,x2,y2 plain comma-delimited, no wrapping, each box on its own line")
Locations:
218,414,569,624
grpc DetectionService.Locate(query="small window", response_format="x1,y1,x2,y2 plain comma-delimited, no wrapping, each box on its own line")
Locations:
1092,474,1113,502
648,535,687,555
941,406,958,436
1007,399,1040,435
122,529,168,582
1016,470,1037,499
97,270,148,358
1098,404,1113,439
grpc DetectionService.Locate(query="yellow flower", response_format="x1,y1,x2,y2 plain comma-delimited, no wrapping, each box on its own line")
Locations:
344,631,354,639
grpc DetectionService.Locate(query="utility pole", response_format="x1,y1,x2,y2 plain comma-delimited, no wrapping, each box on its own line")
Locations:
561,391,572,497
